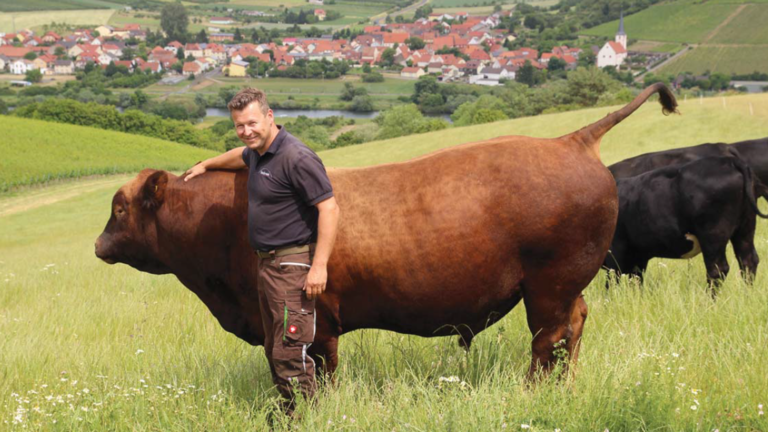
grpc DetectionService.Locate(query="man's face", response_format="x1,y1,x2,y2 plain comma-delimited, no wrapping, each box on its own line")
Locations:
231,101,274,154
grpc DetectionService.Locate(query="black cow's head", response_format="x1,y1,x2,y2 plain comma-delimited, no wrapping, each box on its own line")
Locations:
95,169,171,275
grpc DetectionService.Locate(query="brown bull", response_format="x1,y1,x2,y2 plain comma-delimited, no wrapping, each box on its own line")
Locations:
96,83,677,377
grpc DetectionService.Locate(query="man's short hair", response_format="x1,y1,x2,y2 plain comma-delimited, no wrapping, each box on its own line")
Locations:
227,87,270,114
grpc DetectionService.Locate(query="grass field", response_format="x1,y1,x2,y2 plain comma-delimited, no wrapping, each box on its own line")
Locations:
658,45,768,75
580,0,738,44
0,116,216,193
0,9,114,33
0,0,122,12
709,4,768,45
2,93,768,430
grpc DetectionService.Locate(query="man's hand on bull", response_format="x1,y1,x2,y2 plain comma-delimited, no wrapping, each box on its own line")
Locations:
304,264,327,299
183,163,206,182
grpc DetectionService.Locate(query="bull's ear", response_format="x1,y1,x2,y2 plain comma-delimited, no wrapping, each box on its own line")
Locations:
142,171,168,211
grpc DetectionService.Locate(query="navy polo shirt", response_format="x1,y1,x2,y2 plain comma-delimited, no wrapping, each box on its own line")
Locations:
242,126,334,251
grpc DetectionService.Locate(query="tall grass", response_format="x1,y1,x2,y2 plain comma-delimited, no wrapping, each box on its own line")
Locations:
0,180,766,430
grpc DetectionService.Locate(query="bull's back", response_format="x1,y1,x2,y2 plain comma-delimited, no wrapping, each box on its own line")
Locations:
326,137,617,333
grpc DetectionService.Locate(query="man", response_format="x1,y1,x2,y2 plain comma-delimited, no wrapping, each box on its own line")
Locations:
183,88,340,403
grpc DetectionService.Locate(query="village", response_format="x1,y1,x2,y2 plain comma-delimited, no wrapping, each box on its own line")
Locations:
0,9,642,87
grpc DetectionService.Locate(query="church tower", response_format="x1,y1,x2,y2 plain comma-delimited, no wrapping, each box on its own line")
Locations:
615,10,627,49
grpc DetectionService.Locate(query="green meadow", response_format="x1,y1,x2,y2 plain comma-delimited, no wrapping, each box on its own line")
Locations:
0,9,115,33
2,93,768,430
0,116,216,194
580,0,738,44
659,45,768,76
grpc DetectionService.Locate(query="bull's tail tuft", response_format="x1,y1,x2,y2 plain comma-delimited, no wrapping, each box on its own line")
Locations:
656,83,679,116
569,82,679,161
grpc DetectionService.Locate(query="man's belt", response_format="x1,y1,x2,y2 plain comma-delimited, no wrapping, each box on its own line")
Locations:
255,244,313,259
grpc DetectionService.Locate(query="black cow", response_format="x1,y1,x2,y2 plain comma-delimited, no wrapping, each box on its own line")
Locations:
609,137,768,183
604,156,768,292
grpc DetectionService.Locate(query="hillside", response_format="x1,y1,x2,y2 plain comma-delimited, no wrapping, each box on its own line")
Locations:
0,116,217,193
319,92,768,167
579,0,768,75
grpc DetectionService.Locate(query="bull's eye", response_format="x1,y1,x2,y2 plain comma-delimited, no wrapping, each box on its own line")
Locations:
115,208,125,217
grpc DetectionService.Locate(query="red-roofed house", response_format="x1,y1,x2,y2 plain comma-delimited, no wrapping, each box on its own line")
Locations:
0,46,31,60
314,9,326,21
382,32,409,47
42,31,61,44
183,61,201,75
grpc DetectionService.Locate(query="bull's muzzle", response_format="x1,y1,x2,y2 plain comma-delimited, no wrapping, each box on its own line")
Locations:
94,235,117,264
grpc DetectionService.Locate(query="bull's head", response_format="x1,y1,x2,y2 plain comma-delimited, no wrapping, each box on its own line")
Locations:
95,169,172,275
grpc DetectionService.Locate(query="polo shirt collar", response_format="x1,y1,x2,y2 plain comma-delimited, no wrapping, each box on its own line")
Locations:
263,125,286,156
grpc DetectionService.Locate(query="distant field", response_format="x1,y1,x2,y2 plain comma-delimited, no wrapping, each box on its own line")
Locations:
628,40,684,53
580,0,738,43
107,11,207,33
0,0,121,12
429,0,515,7
0,9,114,33
145,76,415,100
658,45,768,75
709,4,768,45
433,4,516,14
0,116,215,193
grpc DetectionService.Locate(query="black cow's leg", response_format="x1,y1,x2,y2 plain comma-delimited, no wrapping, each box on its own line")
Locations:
308,335,339,380
701,243,730,296
523,292,586,379
731,215,759,282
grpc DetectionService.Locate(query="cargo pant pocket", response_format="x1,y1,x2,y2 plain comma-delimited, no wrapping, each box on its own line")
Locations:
283,299,315,346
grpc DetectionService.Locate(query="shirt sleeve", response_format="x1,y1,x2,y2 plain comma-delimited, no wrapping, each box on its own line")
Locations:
290,151,334,206
242,147,251,167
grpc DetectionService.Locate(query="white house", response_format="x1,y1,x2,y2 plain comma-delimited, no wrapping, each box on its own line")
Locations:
10,59,34,75
597,12,628,69
469,66,511,86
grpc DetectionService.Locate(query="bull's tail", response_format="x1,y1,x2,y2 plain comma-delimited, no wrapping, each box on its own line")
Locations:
732,157,768,218
567,82,679,161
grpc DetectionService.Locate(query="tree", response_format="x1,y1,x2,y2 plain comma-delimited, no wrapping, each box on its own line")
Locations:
340,82,368,101
176,47,185,61
548,57,567,72
412,75,440,103
160,3,189,44
0,98,7,115
54,46,66,58
566,67,621,106
362,72,384,83
578,50,596,68
24,51,37,60
25,69,43,83
234,28,243,42
131,89,148,108
196,29,208,43
516,61,544,87
362,62,372,73
348,95,374,112
405,37,425,50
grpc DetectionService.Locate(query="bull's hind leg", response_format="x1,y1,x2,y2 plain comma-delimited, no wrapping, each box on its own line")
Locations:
731,215,759,282
523,292,588,379
701,241,730,296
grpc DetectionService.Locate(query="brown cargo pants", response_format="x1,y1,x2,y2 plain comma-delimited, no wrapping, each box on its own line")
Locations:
256,249,317,401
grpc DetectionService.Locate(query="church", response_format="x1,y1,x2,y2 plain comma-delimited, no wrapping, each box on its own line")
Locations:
596,12,628,69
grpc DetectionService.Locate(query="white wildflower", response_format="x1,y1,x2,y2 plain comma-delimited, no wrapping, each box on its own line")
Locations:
135,349,144,355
